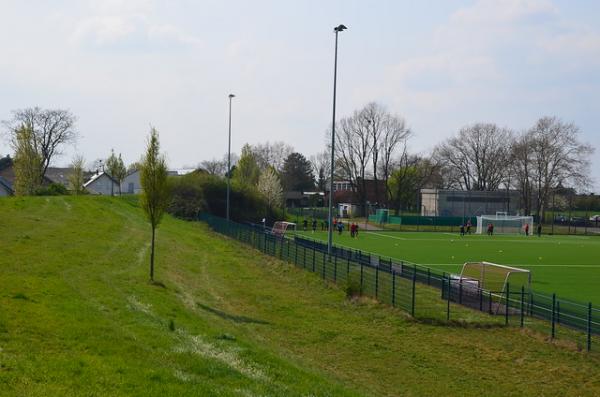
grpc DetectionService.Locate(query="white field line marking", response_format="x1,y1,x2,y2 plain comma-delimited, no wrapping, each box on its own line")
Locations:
422,263,600,268
367,232,407,240
366,234,597,244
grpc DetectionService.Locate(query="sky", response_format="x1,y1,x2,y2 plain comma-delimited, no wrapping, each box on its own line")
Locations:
0,0,599,191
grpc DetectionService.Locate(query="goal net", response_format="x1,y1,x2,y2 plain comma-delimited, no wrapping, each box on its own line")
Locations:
459,261,531,293
476,214,534,235
271,221,296,237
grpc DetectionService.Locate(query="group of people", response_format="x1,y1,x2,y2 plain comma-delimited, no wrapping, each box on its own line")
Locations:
459,219,473,236
458,221,543,237
301,218,359,237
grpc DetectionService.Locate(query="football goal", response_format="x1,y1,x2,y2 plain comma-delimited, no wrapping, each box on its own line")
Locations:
459,261,531,293
476,214,534,235
271,221,296,237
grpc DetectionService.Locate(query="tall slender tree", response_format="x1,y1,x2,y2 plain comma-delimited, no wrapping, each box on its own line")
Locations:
68,155,86,194
233,144,260,187
140,128,170,282
13,124,42,195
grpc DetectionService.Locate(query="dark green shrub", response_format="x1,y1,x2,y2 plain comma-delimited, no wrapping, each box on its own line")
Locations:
35,183,68,196
343,278,361,299
167,171,283,224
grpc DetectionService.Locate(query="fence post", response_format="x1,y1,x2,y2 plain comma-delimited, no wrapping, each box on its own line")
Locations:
588,302,592,352
334,254,338,282
303,246,306,268
551,293,556,339
280,238,284,259
505,283,510,326
411,268,416,317
312,246,316,272
446,275,451,321
479,288,483,312
347,256,350,276
520,285,525,328
392,270,396,307
375,266,379,300
322,251,326,279
294,243,298,265
488,291,493,314
360,263,364,295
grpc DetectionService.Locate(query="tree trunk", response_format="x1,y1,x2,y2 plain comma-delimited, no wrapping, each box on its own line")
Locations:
150,226,155,281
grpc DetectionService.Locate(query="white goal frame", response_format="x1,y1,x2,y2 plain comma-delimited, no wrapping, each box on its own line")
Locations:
271,221,296,237
476,214,534,235
459,261,531,291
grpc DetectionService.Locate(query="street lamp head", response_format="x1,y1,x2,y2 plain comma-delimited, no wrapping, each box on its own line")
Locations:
228,94,235,99
334,24,347,32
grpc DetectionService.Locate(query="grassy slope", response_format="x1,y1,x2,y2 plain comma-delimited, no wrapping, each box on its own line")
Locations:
298,230,600,301
1,196,600,396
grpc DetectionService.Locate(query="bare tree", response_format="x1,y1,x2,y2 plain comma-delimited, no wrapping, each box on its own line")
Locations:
200,158,227,176
252,141,293,172
309,150,331,191
388,153,441,214
3,107,78,182
527,116,593,221
433,123,512,191
379,113,411,204
361,103,385,204
337,109,374,214
509,132,534,215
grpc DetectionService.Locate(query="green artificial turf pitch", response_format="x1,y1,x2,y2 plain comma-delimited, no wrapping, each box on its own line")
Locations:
297,230,600,303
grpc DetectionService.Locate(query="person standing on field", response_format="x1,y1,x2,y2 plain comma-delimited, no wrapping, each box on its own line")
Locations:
303,219,308,231
312,219,317,233
466,219,472,234
537,223,542,237
525,223,529,236
460,224,465,236
487,223,493,236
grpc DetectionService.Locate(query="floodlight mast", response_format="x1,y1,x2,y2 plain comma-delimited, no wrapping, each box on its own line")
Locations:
226,93,235,222
327,24,347,257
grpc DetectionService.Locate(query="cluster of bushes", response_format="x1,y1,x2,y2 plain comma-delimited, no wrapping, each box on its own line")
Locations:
168,171,283,224
34,183,70,196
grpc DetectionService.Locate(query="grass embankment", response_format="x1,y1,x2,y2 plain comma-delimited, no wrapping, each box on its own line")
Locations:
2,196,600,396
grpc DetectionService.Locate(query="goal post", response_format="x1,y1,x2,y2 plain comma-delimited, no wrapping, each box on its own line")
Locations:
271,221,296,237
476,214,534,235
459,261,531,293
455,261,531,315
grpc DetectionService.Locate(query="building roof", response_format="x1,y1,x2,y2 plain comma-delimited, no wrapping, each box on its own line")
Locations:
0,176,13,194
83,172,119,187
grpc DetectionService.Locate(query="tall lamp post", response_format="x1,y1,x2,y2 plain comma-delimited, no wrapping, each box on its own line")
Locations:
327,24,347,256
226,93,235,222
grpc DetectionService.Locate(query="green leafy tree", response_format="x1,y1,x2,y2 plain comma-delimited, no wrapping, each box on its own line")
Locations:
281,152,315,192
140,128,170,282
233,144,260,187
68,155,86,194
105,149,127,196
13,124,42,196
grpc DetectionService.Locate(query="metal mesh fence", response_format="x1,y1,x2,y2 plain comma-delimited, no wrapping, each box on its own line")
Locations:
200,213,599,351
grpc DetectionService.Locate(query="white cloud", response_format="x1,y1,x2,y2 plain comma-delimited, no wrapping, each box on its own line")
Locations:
70,0,201,48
